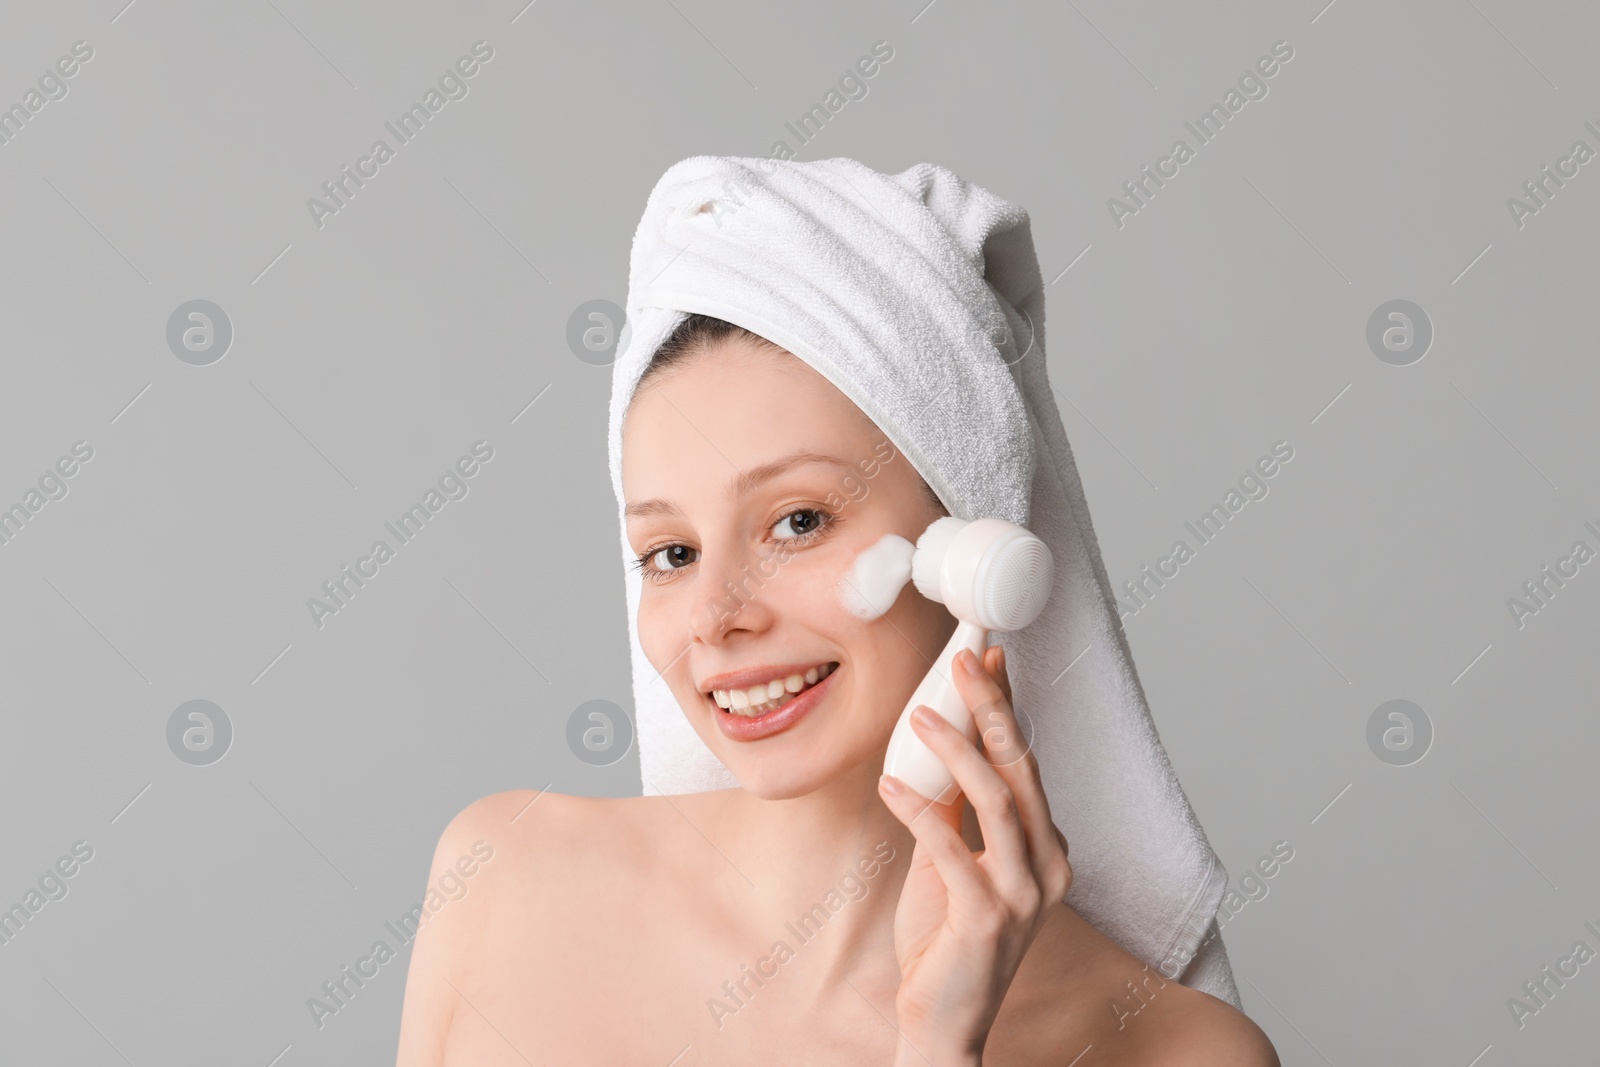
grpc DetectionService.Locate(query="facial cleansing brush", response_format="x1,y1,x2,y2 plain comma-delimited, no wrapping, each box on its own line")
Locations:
882,517,1053,803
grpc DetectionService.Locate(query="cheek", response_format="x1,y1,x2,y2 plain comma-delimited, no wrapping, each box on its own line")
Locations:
818,538,944,680
809,553,865,625
635,592,682,670
882,587,957,678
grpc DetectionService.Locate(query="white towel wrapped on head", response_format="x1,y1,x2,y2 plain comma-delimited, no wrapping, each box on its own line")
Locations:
605,155,1241,1008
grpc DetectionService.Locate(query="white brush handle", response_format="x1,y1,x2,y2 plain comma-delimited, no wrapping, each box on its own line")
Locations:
882,620,988,804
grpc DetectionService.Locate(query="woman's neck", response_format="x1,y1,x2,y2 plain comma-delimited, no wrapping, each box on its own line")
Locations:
686,761,978,1010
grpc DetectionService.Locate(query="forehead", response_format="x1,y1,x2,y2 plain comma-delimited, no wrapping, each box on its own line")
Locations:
621,342,882,501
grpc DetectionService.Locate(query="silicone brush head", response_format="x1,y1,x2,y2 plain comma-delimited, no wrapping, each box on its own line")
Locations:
911,517,1053,632
975,531,1052,631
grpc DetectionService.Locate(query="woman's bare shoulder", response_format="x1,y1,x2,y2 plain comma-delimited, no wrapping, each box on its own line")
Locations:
1128,987,1280,1067
437,788,669,879
396,790,665,1065
998,903,1278,1066
408,789,628,951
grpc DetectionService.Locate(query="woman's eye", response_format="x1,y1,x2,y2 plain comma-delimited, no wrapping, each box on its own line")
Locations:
772,508,827,540
649,544,698,572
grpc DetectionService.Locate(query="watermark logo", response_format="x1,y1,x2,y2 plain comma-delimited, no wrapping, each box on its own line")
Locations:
677,39,895,237
1116,440,1295,620
0,841,95,948
1366,699,1431,766
1506,523,1599,629
776,40,895,154
0,40,95,149
0,440,94,549
306,839,495,1030
1110,963,1169,1031
305,41,495,230
566,299,630,366
1108,39,1295,229
706,840,897,1029
1506,918,1600,1030
566,698,634,766
1506,120,1600,230
166,300,233,366
307,441,495,630
167,700,233,766
707,438,902,634
967,306,1035,367
1365,299,1432,366
1158,839,1294,979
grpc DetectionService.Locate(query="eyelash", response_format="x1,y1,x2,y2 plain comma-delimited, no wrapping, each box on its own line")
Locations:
631,507,840,583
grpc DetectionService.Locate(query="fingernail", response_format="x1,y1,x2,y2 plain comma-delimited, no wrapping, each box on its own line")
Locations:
879,773,903,796
956,649,974,672
911,704,938,729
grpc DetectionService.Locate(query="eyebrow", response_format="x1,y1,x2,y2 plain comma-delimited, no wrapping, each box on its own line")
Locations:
624,449,855,519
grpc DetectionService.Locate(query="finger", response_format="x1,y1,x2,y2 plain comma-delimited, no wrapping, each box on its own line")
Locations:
955,649,1066,887
1050,826,1074,902
878,773,992,901
907,703,1033,899
966,647,1028,774
986,645,1013,706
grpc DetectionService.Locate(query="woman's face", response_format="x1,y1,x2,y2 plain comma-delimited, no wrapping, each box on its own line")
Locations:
621,337,956,799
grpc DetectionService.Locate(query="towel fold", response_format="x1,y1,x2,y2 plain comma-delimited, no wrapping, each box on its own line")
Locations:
605,155,1240,1008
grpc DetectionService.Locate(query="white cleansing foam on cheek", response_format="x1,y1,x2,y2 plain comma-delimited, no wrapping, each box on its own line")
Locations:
837,533,917,620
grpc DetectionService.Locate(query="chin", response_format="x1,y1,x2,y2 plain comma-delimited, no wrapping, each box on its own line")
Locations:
716,727,892,803
691,708,887,803
725,757,855,801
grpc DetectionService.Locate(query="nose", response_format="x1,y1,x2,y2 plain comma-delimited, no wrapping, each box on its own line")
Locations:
689,545,780,646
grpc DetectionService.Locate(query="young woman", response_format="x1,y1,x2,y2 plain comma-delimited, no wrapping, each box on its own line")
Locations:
394,313,1279,1065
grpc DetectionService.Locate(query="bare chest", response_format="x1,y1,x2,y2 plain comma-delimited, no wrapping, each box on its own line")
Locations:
435,885,1135,1066
437,889,911,1064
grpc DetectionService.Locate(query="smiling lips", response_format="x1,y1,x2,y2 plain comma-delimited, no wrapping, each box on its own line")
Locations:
709,662,838,718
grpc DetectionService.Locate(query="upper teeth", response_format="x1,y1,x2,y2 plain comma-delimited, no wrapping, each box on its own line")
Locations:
712,663,835,716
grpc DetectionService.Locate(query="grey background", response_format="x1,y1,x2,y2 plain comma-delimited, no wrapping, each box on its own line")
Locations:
1,0,1596,1062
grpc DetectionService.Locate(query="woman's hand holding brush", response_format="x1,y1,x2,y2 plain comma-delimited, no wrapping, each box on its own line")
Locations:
878,645,1074,1067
